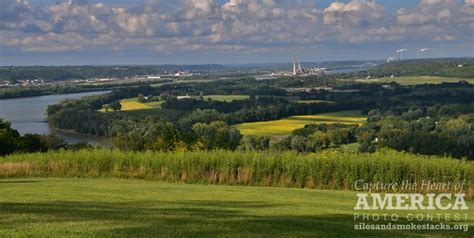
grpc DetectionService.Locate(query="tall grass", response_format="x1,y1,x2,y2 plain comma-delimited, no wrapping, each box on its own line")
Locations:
0,149,472,193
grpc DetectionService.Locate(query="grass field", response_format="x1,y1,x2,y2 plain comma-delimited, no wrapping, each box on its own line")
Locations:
235,110,367,136
356,76,474,85
203,95,249,102
296,100,334,104
0,178,472,237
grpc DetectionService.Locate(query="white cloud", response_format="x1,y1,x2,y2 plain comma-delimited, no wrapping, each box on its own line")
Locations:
1,0,472,53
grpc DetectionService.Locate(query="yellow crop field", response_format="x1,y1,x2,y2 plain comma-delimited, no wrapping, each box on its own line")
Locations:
99,98,162,112
235,110,367,136
120,99,153,111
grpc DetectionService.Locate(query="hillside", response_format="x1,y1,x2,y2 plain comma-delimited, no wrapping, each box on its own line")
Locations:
367,58,474,78
1,178,472,237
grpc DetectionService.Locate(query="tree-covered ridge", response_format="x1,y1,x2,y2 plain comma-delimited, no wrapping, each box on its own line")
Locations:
0,65,227,82
366,58,474,78
1,58,472,83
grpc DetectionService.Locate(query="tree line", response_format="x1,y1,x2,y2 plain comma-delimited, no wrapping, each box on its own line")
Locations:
0,119,92,156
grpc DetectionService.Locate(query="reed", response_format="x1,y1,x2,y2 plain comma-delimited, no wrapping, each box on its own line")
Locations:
1,149,472,193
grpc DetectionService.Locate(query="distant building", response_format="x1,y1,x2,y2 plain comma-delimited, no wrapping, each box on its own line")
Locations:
98,78,113,82
291,56,324,76
457,64,463,68
386,57,397,63
293,57,304,75
177,93,191,100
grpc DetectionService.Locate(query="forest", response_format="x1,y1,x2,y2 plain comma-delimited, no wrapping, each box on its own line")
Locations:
40,76,474,159
1,59,473,159
365,58,474,78
0,65,226,82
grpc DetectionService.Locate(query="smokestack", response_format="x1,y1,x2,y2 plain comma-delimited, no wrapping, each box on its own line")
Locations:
293,56,297,75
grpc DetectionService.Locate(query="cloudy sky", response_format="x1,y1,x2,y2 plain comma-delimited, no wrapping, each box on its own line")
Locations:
1,0,473,65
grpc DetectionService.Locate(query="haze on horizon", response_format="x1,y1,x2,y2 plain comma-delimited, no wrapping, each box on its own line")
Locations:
1,0,473,66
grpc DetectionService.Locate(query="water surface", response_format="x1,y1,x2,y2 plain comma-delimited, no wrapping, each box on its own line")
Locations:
0,91,111,147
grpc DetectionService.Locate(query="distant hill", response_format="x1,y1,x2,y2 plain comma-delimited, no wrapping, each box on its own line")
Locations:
0,60,383,81
0,65,228,82
2,58,472,82
367,58,474,78
225,60,384,71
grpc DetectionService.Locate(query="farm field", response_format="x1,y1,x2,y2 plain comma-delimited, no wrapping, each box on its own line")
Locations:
100,98,163,112
203,95,249,102
0,178,472,237
356,76,474,85
120,98,153,111
235,110,367,136
296,100,334,104
120,98,163,111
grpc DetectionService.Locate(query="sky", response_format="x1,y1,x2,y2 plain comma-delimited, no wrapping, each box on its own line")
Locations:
0,0,473,65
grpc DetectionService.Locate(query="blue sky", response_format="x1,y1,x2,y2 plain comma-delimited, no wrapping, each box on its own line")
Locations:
1,0,473,65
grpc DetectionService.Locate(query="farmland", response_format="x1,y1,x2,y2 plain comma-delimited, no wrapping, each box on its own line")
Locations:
101,95,247,112
356,76,474,85
100,97,163,112
296,100,334,104
120,98,163,110
235,110,366,136
203,95,249,102
0,178,472,237
120,98,154,110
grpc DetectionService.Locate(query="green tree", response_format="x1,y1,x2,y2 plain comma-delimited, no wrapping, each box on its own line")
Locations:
199,92,204,100
309,131,331,149
146,121,180,151
193,121,242,150
0,119,20,155
290,136,309,153
137,94,146,103
109,101,122,111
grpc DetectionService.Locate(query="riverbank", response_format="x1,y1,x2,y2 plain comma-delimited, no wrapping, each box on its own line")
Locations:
50,127,113,147
0,78,172,100
0,85,113,100
0,91,111,145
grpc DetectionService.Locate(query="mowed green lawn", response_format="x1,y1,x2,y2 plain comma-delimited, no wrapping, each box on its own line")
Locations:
235,110,367,136
0,178,472,237
357,76,474,85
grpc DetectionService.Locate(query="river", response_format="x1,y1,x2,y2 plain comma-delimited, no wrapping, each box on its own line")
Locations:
0,91,111,147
